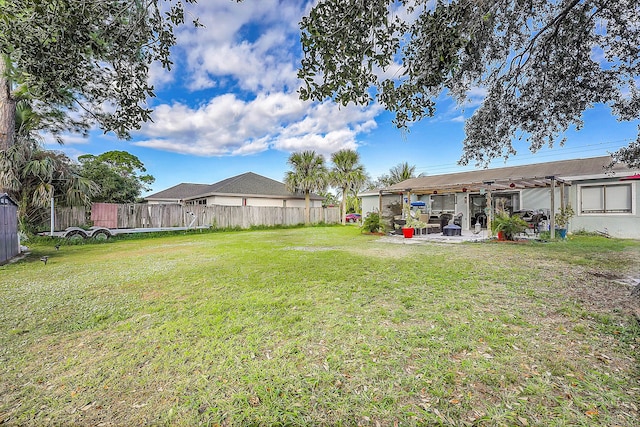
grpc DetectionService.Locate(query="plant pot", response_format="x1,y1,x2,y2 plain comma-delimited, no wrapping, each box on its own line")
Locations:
402,227,414,238
497,231,506,241
557,228,567,239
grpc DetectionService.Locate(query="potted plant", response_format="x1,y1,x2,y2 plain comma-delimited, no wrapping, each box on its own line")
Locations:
554,204,574,239
399,203,415,238
491,213,529,241
401,226,414,238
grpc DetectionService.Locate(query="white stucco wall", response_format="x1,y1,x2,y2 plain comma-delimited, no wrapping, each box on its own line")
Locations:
246,197,284,207
521,187,567,211
285,199,322,208
147,199,182,205
208,196,242,206
569,180,638,239
519,181,639,239
361,194,380,216
455,193,469,230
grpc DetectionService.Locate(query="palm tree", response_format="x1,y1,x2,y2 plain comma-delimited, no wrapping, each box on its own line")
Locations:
376,162,423,187
388,162,419,184
0,102,98,232
284,150,328,225
329,149,366,225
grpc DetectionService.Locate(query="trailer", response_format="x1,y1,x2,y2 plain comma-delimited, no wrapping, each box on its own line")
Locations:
42,209,210,239
44,224,211,240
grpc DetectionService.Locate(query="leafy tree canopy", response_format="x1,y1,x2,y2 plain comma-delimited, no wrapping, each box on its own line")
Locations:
78,151,154,203
299,0,640,167
0,0,201,149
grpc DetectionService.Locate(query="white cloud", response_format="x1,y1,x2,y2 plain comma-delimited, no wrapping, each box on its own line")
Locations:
148,61,175,91
434,86,486,122
274,130,359,155
133,1,382,159
464,86,487,108
175,1,304,93
42,132,90,146
134,93,380,157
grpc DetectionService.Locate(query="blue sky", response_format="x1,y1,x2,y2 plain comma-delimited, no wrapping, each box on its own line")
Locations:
44,1,640,196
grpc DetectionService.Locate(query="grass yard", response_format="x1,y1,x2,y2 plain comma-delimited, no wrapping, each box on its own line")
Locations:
1,227,639,426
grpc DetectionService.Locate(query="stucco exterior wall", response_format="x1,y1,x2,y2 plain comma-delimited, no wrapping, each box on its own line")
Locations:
285,199,322,208
569,180,638,239
455,193,469,230
521,187,568,211
146,199,181,205
361,194,380,216
521,188,551,211
208,196,242,206
245,197,284,207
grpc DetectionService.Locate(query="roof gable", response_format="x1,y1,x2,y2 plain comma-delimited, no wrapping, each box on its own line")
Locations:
145,172,323,202
209,172,291,197
201,172,322,200
145,183,212,201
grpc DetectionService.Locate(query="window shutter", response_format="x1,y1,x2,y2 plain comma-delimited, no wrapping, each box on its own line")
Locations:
581,186,603,213
605,184,632,212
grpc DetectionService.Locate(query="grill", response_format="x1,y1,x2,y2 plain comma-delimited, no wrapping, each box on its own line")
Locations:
442,223,462,236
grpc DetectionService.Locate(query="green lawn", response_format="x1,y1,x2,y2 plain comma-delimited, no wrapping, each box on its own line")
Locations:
1,227,639,426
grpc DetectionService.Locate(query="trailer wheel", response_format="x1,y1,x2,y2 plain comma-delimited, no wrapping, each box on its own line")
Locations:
92,230,111,240
65,229,87,240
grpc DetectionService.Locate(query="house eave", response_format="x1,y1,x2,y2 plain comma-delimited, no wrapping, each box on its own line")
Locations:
182,192,322,201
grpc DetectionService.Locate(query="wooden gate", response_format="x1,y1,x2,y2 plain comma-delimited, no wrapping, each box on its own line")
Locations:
91,203,119,228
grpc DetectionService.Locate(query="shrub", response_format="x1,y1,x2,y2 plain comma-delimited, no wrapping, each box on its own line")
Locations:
362,212,383,233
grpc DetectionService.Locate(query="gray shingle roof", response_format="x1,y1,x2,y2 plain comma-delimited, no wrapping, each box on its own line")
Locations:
206,172,296,197
145,172,322,201
144,183,213,201
384,156,636,193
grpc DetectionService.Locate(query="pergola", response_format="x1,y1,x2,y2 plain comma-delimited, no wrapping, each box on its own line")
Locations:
377,175,571,239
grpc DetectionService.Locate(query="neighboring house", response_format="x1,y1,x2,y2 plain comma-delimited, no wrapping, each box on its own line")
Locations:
361,156,640,239
1,193,19,265
145,172,324,208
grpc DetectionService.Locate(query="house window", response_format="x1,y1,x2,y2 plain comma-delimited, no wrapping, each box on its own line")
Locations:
493,192,520,216
431,194,455,213
580,183,633,214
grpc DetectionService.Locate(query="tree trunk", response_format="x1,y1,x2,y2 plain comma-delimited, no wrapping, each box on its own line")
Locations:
305,191,310,225
341,187,346,225
0,56,16,151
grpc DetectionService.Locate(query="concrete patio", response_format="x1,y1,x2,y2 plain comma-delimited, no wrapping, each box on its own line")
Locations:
379,230,492,244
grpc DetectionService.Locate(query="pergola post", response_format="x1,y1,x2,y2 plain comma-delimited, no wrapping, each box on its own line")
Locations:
486,189,492,236
378,190,383,216
404,189,412,218
549,176,556,239
483,181,494,236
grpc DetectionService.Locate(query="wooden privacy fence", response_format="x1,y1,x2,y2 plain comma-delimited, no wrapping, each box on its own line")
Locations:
54,207,86,231
51,203,340,230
